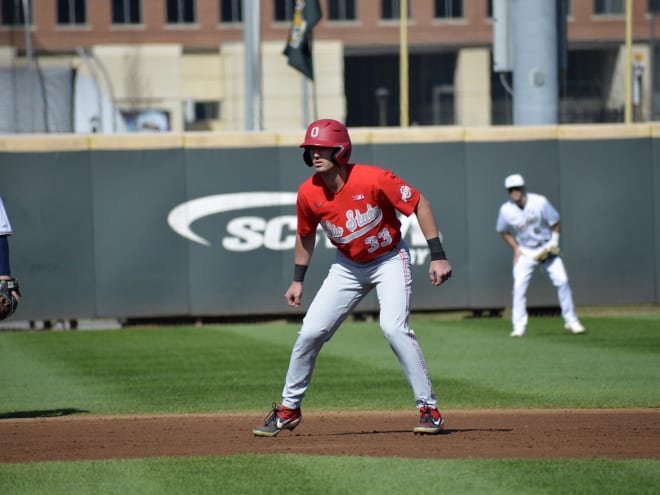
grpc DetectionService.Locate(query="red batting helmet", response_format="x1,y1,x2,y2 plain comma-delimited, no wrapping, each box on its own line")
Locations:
300,119,352,167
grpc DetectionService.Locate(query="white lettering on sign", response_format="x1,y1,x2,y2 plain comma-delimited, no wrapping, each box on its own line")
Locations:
223,216,298,251
167,192,298,247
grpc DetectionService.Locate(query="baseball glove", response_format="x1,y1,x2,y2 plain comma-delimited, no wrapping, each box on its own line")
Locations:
0,278,20,321
534,245,560,263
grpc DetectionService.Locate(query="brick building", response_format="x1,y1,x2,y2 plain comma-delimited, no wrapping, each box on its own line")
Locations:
0,0,658,132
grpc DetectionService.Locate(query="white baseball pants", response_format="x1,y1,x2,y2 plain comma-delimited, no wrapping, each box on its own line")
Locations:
512,250,579,332
281,242,438,411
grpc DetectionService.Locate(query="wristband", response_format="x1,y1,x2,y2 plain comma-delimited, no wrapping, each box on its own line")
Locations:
427,237,447,261
293,264,308,282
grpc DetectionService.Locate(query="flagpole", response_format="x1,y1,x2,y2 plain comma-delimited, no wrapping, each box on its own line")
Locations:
310,32,318,121
302,77,309,127
624,0,633,124
399,0,409,127
312,78,318,121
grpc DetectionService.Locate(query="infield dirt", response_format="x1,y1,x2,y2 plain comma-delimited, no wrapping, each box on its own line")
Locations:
1,409,659,463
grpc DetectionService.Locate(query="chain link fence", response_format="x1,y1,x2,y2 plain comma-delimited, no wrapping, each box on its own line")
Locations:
0,65,73,133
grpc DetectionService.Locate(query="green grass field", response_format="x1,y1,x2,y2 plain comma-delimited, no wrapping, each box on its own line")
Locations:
1,310,659,494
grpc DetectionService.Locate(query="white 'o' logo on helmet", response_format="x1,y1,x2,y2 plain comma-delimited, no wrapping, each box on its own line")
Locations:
310,126,320,138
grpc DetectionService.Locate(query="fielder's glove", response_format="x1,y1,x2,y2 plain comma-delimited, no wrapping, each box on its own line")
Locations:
0,277,20,321
534,245,560,263
534,232,561,263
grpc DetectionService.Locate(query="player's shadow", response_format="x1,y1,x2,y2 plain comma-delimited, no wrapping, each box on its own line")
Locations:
311,427,513,436
441,427,513,435
0,408,88,419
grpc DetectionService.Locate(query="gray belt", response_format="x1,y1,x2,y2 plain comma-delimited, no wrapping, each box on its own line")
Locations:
525,240,549,248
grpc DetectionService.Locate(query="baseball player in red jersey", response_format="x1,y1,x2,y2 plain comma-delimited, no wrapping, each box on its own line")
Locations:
254,119,452,437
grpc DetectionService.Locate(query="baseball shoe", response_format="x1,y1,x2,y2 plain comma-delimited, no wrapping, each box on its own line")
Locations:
565,321,585,334
413,406,444,435
253,402,302,437
510,328,526,337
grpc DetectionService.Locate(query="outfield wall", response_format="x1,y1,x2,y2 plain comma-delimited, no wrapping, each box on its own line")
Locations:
0,124,658,321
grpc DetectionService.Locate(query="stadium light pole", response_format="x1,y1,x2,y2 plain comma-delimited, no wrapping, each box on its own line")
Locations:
243,0,262,131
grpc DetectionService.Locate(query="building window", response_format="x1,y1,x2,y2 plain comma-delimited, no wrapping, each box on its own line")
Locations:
57,0,86,25
328,0,356,21
1,0,33,26
195,101,220,120
113,0,141,24
488,0,572,18
435,0,463,18
167,0,195,24
594,0,624,14
650,0,660,13
274,0,294,22
220,0,242,23
382,0,411,19
185,100,221,130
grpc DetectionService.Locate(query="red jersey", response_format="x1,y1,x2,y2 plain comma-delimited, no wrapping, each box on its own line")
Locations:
296,163,421,263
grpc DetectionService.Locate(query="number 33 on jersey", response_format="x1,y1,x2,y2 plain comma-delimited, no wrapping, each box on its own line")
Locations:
296,164,420,263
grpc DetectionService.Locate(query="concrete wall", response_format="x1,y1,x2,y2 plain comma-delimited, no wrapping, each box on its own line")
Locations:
455,48,491,126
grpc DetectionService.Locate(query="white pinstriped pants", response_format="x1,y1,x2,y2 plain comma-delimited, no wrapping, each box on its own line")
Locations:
281,241,438,411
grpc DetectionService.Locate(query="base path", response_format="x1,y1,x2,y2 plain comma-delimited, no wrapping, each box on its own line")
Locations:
1,409,659,463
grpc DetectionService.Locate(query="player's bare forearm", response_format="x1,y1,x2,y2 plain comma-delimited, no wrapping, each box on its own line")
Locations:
285,234,316,307
501,232,517,250
414,195,452,285
294,233,315,265
501,232,521,263
414,195,441,240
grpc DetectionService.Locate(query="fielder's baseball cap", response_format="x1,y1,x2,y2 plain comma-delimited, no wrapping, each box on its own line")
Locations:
504,174,525,189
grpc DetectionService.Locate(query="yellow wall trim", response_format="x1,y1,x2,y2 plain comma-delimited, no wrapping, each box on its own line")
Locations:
2,124,660,152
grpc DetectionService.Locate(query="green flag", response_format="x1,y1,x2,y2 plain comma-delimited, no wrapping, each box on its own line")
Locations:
283,0,322,80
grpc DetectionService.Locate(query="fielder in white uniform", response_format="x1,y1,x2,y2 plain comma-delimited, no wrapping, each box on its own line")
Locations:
496,174,585,337
0,196,20,303
254,119,452,437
